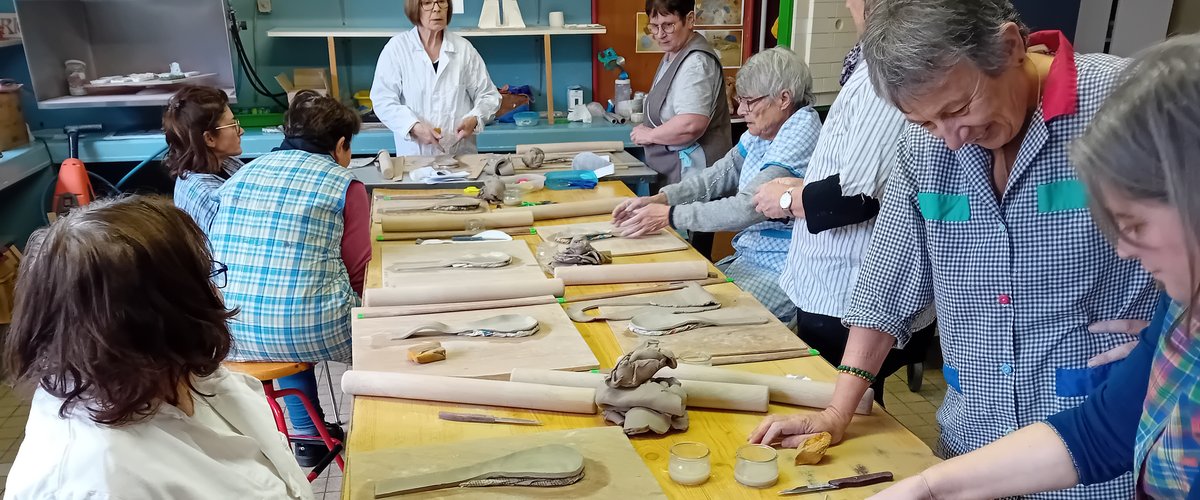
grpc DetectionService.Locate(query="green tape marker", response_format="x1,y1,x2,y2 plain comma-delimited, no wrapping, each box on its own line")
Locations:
590,369,600,373
557,297,566,303
726,277,735,283
529,228,538,235
809,348,820,356
376,235,384,241
357,314,364,319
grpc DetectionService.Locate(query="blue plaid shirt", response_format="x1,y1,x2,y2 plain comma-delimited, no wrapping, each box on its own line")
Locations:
846,35,1157,499
173,157,243,234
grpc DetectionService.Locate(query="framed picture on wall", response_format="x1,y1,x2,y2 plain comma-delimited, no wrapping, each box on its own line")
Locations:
635,13,664,53
697,29,744,68
696,0,744,26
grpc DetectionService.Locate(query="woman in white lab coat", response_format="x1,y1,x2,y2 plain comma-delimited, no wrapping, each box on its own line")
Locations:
371,0,502,156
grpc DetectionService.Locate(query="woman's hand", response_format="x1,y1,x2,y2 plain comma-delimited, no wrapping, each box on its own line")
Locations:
630,124,657,146
612,195,666,225
410,122,443,145
1086,319,1150,367
456,116,480,140
614,203,671,238
748,408,852,448
868,475,935,500
753,177,805,219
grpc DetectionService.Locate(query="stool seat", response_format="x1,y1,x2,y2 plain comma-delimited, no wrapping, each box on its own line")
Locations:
225,361,312,381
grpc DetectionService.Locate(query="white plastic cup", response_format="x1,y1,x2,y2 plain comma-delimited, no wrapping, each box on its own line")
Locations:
549,11,565,27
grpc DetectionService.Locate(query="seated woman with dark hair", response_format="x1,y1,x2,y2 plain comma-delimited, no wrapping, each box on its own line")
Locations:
164,85,245,232
3,196,312,499
209,89,370,465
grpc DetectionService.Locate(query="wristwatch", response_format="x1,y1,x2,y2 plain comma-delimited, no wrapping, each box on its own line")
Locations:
779,187,796,211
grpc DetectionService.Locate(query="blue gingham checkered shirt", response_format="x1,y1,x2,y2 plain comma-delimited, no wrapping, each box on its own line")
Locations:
173,157,243,234
845,52,1157,499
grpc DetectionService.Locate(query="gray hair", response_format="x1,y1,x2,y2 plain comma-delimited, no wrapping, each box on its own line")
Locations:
861,0,1029,107
736,47,814,109
1072,34,1200,303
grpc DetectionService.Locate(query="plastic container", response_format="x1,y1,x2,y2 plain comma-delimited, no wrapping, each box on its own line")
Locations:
353,90,373,110
64,60,87,96
514,111,540,127
614,77,632,103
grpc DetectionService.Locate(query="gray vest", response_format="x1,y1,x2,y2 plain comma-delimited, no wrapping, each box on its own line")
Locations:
644,32,733,186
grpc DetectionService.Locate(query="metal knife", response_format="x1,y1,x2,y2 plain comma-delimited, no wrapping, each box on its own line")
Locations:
778,471,894,495
437,411,541,426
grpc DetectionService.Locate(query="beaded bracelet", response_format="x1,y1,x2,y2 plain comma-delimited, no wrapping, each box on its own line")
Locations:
837,365,877,384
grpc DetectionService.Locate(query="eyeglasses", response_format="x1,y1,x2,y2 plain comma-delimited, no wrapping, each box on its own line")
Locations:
647,20,681,35
213,119,242,132
735,95,769,110
209,260,228,289
421,0,449,11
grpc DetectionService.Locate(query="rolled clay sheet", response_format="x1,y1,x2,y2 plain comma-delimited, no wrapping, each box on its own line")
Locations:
381,211,534,233
500,198,630,221
657,364,875,415
554,261,709,286
516,142,624,155
510,368,769,413
363,279,566,307
342,370,597,414
378,150,395,180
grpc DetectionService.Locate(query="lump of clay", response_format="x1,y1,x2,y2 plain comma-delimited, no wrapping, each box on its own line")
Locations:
407,342,446,364
549,236,611,270
794,431,832,465
521,147,546,169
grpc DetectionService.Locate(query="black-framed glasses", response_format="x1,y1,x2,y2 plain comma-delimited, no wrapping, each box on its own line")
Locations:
209,260,228,289
735,95,769,110
213,119,242,132
421,0,449,11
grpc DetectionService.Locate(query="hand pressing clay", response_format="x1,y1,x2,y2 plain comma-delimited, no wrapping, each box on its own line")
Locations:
794,432,832,465
566,282,719,323
370,314,540,346
628,308,769,336
407,342,447,364
373,444,585,498
386,251,512,272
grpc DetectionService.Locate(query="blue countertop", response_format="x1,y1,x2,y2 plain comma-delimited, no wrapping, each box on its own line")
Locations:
34,121,635,164
0,143,53,192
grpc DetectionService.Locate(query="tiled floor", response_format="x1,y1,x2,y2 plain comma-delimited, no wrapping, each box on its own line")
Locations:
0,362,942,498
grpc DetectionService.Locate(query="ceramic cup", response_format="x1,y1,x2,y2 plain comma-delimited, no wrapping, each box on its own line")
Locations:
631,112,645,124
669,442,711,485
549,11,565,27
734,444,779,488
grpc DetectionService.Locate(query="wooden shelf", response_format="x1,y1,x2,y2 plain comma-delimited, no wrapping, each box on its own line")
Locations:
267,25,606,38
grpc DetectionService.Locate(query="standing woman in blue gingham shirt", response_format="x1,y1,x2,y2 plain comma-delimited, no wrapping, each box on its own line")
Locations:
164,86,245,233
750,1,1158,498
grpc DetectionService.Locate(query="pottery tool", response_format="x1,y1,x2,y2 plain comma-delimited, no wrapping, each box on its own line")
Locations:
437,411,542,426
374,444,584,498
378,227,531,241
657,363,875,415
778,472,894,495
509,368,770,412
341,370,597,413
381,211,533,233
369,314,540,345
554,261,709,285
364,278,565,307
354,295,558,320
348,427,666,500
560,277,727,303
628,308,770,336
535,221,689,257
498,198,630,221
566,282,720,322
385,251,512,272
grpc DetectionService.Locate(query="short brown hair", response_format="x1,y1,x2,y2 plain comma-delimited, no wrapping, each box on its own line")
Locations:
3,195,235,426
405,0,453,26
163,85,230,179
646,0,695,18
284,90,362,153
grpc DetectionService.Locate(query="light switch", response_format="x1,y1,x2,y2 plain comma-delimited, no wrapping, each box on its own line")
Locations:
257,0,272,13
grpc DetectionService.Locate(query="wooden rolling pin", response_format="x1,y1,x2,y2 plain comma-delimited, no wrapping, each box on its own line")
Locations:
341,370,597,414
354,295,559,319
509,368,769,413
554,261,709,286
363,279,565,307
381,211,534,233
657,364,875,415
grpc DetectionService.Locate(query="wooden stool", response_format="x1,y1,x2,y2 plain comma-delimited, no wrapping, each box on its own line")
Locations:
225,361,345,480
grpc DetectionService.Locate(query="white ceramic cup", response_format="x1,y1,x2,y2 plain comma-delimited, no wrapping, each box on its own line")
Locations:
549,11,565,27
631,112,645,124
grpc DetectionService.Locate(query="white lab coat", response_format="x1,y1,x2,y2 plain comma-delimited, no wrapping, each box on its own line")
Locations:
5,368,313,500
371,27,502,156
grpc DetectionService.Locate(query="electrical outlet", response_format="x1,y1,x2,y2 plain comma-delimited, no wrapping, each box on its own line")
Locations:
257,0,272,13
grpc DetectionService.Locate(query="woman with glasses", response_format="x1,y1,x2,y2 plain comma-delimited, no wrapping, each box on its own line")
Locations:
631,0,732,186
4,196,312,499
370,0,501,156
208,90,370,467
164,85,244,232
613,47,820,324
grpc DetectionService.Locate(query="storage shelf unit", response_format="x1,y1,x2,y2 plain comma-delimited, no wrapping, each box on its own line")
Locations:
266,24,608,120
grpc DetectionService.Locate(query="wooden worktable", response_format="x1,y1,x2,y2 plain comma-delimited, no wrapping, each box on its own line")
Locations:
347,181,938,499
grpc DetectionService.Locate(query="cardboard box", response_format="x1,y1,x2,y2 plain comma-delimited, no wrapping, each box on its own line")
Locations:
275,68,329,104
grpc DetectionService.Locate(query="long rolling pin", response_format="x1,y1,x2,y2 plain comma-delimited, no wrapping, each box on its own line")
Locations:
354,295,559,319
341,370,597,414
656,364,875,415
509,368,769,413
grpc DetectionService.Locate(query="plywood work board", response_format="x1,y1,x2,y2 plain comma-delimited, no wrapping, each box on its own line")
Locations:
399,155,487,180
347,427,666,500
352,303,599,380
533,221,689,257
605,287,810,365
380,240,544,289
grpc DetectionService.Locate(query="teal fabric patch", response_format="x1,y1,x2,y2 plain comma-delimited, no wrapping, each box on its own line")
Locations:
917,193,971,221
1037,179,1088,213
